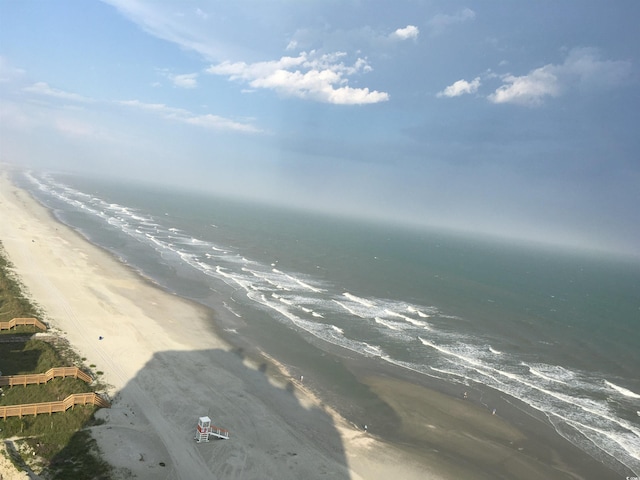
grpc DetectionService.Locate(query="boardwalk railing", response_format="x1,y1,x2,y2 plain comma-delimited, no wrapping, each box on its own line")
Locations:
210,426,230,440
0,367,92,387
0,393,110,419
0,317,47,331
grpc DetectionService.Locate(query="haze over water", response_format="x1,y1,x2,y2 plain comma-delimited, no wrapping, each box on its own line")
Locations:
17,170,640,476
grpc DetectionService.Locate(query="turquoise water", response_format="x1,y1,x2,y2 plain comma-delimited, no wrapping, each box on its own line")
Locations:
17,170,640,475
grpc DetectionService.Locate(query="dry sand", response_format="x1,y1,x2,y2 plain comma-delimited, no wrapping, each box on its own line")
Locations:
0,170,620,480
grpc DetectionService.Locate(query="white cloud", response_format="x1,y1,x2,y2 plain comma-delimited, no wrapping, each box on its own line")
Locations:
207,51,388,105
489,67,560,106
437,77,481,98
390,25,419,41
428,8,475,35
119,100,260,132
489,47,631,106
23,82,92,102
561,47,631,89
103,0,232,61
171,73,198,89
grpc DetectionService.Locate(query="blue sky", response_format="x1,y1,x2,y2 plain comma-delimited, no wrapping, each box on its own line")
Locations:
1,1,639,256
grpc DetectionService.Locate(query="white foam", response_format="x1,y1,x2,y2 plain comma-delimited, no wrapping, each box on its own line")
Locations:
429,366,467,379
222,302,242,318
422,344,640,469
332,300,361,317
195,261,212,272
362,342,383,357
523,363,571,386
281,271,323,293
385,309,428,328
375,317,400,331
407,306,431,318
549,411,640,473
215,266,253,291
605,380,640,399
343,292,374,307
528,367,565,384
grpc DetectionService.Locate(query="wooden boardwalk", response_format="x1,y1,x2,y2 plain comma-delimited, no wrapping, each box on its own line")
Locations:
0,367,92,387
0,317,47,331
0,393,110,419
0,319,111,419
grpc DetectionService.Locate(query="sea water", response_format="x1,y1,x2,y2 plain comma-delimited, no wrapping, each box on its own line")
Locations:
15,170,640,475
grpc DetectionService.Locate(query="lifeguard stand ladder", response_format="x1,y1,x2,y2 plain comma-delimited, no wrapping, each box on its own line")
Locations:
195,416,230,442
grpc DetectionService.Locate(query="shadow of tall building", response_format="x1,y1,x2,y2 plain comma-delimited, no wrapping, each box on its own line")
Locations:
63,347,350,479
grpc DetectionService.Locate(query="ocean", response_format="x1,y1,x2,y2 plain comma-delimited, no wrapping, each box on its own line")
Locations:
14,170,640,476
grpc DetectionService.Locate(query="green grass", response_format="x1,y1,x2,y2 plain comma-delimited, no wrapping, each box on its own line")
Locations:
47,429,113,480
0,244,41,322
0,242,113,478
2,405,97,452
0,337,63,376
0,377,93,406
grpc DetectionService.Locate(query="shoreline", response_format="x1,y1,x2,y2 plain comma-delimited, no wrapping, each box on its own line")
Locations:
0,169,627,479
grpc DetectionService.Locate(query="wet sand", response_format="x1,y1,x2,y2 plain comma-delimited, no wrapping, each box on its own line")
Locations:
0,169,622,479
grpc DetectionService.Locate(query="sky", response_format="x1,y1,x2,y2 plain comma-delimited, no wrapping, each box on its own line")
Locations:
1,1,639,256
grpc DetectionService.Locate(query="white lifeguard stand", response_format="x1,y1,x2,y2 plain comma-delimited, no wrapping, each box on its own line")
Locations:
195,416,230,442
195,416,211,443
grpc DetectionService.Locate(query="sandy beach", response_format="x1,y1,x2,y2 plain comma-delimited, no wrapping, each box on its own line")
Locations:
0,169,623,480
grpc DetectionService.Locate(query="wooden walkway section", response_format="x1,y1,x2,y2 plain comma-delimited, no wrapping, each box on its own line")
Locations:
0,393,110,419
0,367,92,387
0,317,47,331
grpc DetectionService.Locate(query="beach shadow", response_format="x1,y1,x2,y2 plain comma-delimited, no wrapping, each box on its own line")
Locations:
80,348,352,480
0,328,46,375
